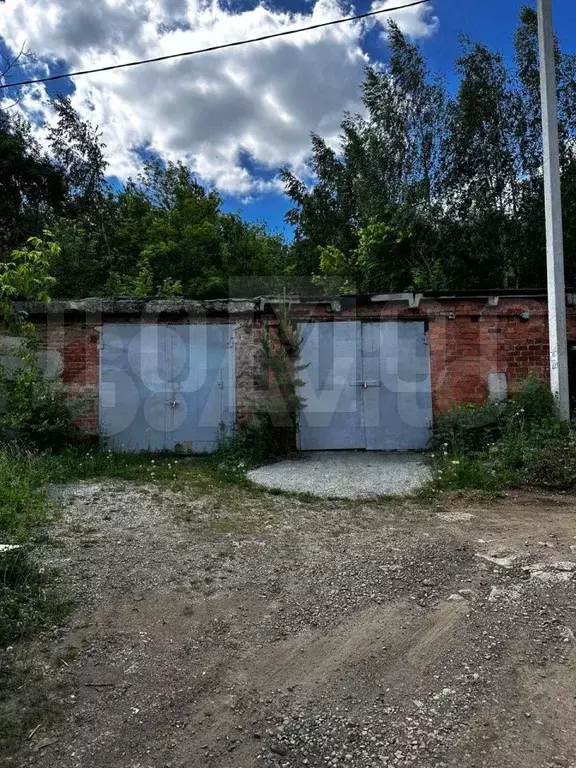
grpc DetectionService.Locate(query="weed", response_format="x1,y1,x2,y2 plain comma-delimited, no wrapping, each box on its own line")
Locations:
431,375,576,491
212,421,275,480
0,662,61,757
0,342,87,452
0,548,70,648
433,401,505,458
0,447,71,649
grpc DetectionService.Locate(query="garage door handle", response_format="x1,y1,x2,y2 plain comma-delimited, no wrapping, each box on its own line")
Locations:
350,381,381,388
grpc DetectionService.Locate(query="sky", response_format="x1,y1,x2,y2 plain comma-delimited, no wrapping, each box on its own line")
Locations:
0,0,575,237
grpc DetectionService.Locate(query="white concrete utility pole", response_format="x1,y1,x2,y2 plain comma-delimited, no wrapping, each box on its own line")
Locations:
538,0,570,420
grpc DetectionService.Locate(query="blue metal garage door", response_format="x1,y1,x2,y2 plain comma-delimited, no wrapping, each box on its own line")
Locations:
298,321,432,451
100,324,235,452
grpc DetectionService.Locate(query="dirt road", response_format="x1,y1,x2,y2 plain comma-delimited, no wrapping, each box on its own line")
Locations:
7,480,576,768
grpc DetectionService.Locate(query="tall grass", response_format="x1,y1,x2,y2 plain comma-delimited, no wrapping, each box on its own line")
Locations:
0,448,68,651
432,375,576,491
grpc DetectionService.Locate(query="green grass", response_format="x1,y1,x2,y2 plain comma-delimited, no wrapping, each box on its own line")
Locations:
0,448,57,543
0,663,63,757
0,447,76,655
431,454,514,493
36,446,250,491
0,447,75,757
0,447,71,656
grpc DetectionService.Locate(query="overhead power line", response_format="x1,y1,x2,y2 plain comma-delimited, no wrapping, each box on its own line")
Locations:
0,0,431,91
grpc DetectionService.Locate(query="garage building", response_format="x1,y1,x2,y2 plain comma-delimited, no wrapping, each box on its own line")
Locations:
15,291,576,452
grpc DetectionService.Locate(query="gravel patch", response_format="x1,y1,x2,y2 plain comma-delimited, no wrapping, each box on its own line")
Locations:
247,451,432,498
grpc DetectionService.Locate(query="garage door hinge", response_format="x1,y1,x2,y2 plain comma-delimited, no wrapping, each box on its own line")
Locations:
423,332,429,346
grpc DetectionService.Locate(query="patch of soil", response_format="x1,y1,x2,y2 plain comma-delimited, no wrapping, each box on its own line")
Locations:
6,483,576,768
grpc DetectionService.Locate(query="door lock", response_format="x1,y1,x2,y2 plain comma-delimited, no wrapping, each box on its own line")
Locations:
350,381,381,388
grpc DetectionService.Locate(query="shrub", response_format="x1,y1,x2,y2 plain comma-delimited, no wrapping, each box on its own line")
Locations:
497,419,576,487
213,419,278,479
431,375,576,491
0,344,84,452
215,301,309,479
518,434,576,487
433,375,557,460
433,401,505,458
505,374,556,426
253,304,307,458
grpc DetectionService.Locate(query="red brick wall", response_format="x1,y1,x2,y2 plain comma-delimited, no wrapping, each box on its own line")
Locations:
234,317,263,420
38,317,101,435
285,296,575,417
425,298,576,413
28,297,576,438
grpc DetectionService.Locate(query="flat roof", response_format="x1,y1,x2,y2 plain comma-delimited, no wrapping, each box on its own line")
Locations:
14,289,576,317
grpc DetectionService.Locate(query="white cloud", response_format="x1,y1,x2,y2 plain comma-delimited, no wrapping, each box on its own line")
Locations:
0,0,438,195
371,0,439,39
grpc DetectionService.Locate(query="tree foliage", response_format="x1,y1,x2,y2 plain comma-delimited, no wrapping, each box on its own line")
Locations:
0,106,288,299
2,7,576,297
283,8,576,292
0,234,58,335
0,233,83,451
47,158,289,299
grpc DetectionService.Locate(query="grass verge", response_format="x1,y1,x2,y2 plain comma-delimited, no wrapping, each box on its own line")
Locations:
0,447,74,758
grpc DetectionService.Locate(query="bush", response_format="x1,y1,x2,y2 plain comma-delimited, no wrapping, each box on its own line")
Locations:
518,435,576,487
433,401,505,458
213,419,280,479
214,303,308,480
433,375,556,459
431,375,576,491
498,419,576,487
507,373,556,424
0,345,84,452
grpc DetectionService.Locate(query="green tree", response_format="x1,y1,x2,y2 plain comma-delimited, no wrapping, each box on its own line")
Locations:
0,111,66,255
0,233,58,334
48,95,109,217
282,21,448,290
283,10,576,293
441,39,527,288
102,160,288,298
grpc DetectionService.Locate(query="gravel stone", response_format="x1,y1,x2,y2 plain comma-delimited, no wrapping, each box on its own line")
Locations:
5,481,576,768
247,452,431,498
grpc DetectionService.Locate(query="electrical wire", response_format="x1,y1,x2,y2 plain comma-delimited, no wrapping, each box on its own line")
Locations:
0,0,431,90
